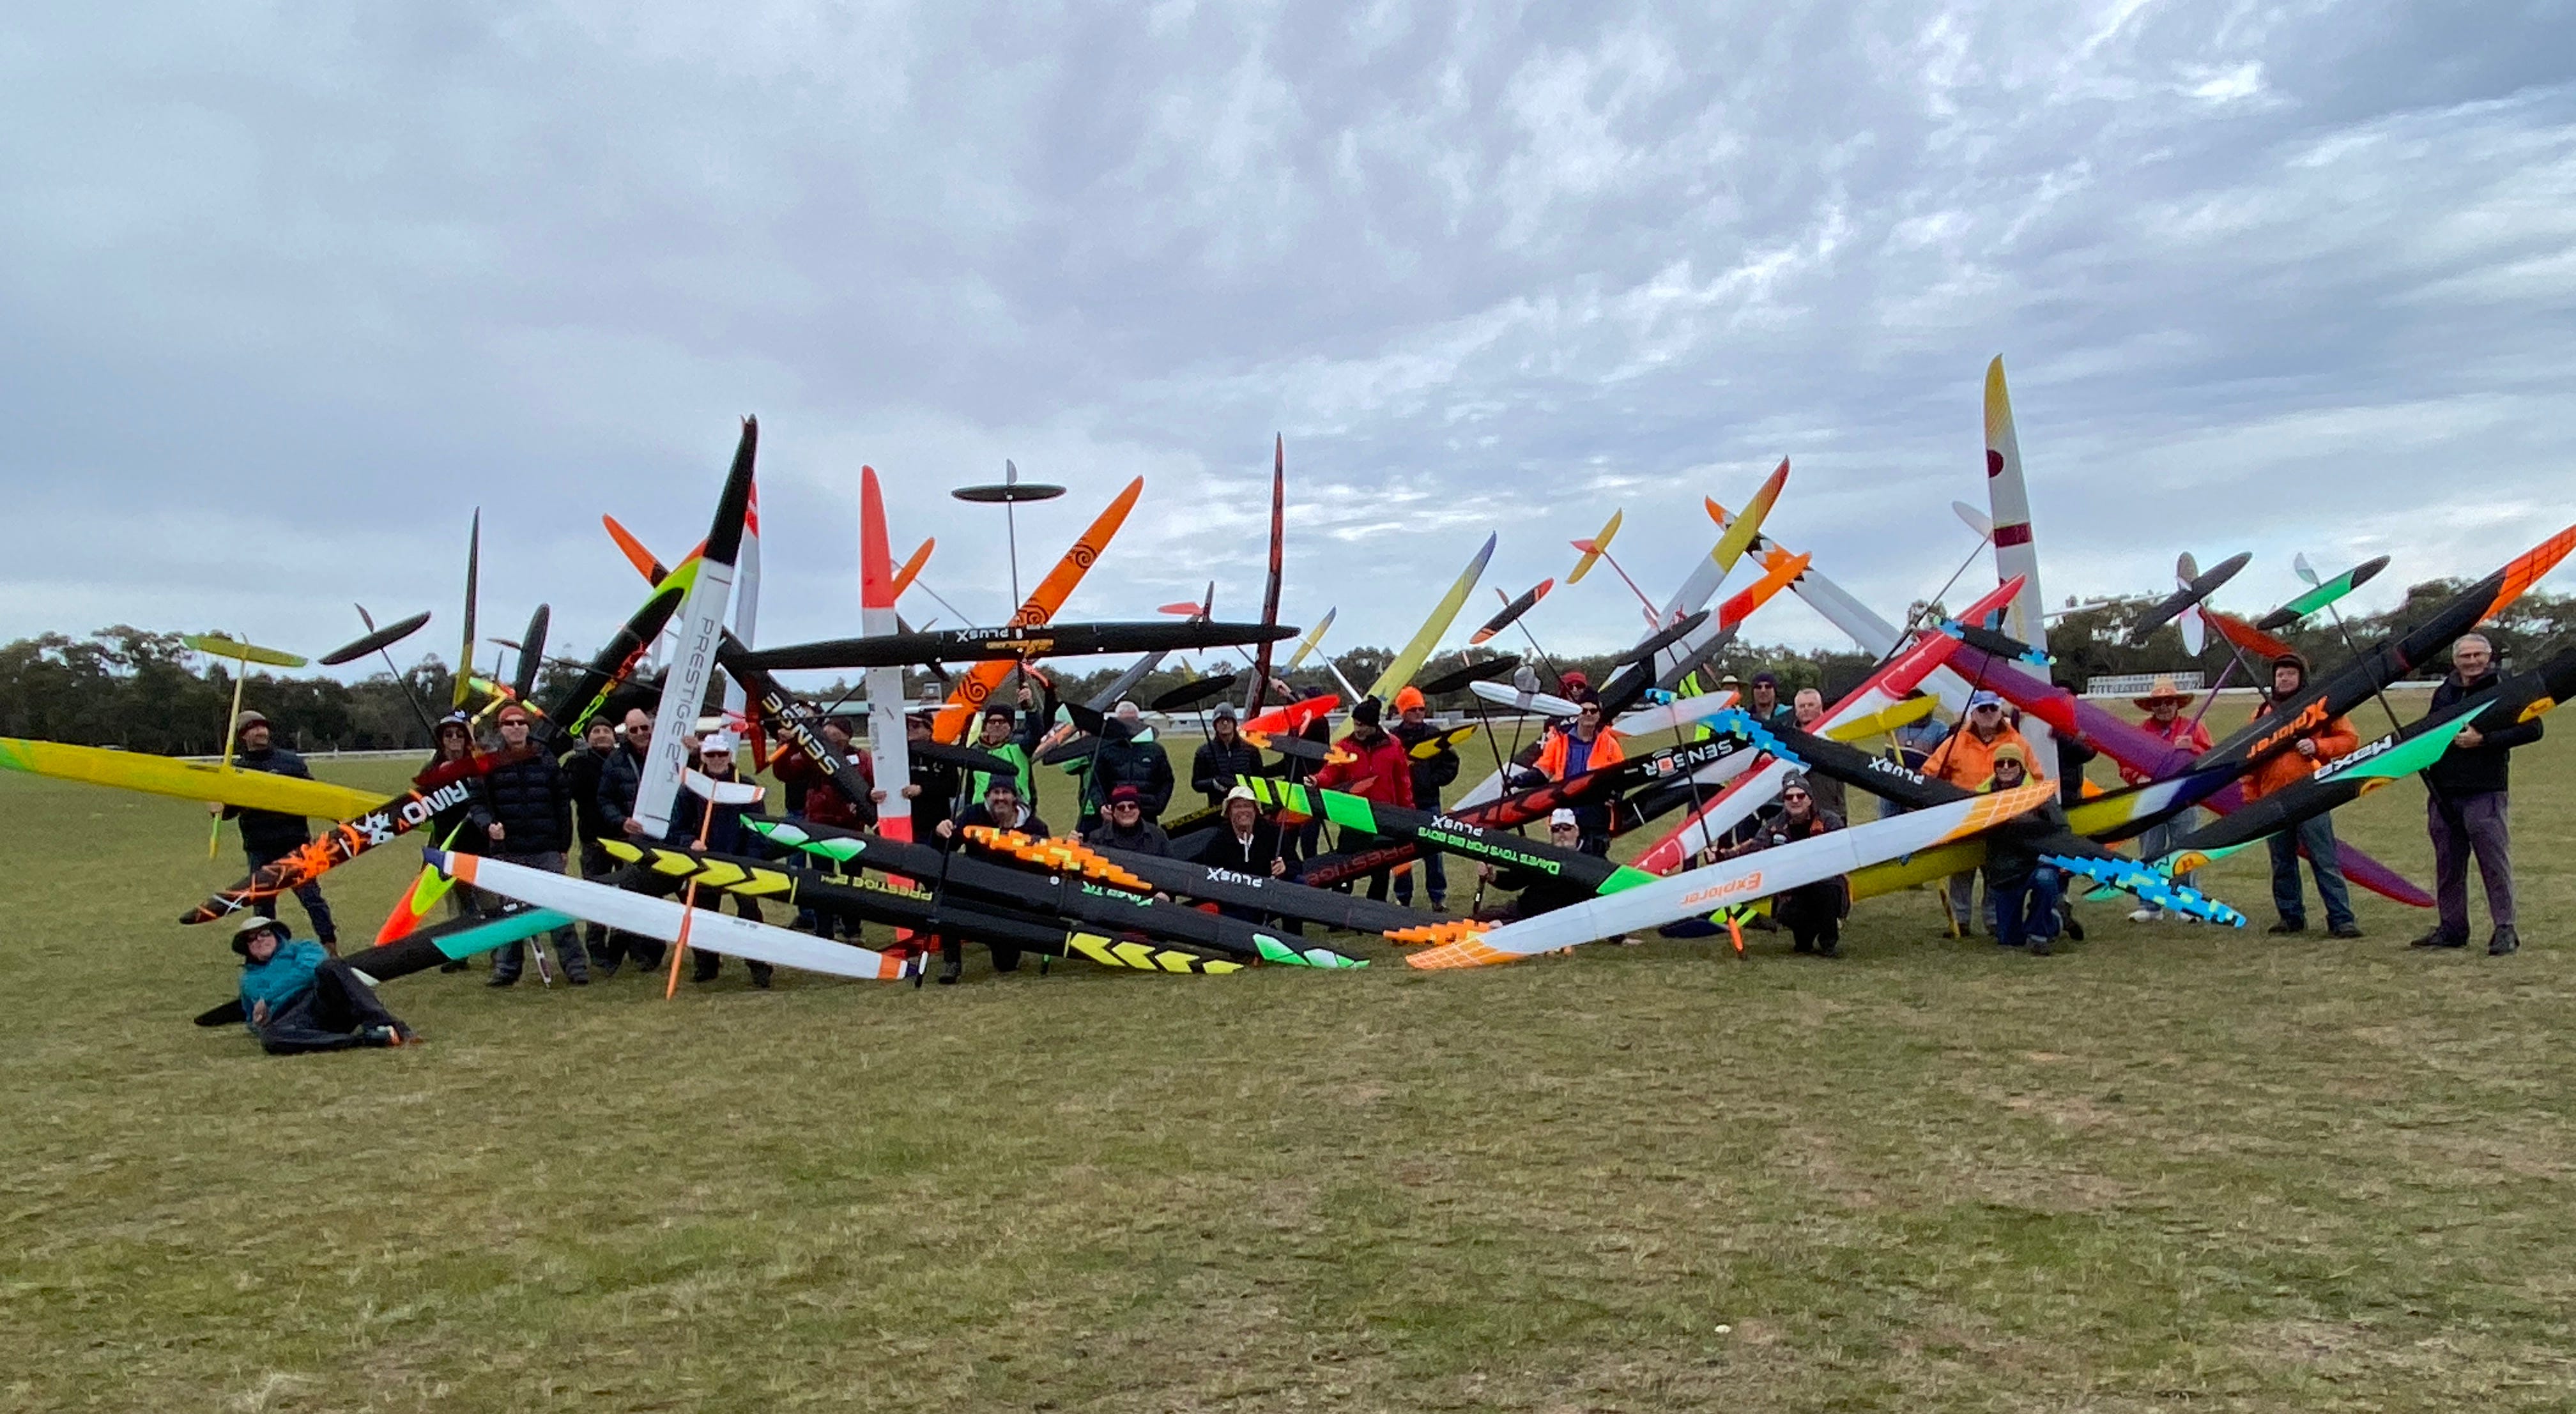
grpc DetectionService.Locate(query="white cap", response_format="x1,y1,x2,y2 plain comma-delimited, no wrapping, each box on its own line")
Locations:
1549,809,1578,827
1225,783,1258,805
700,731,739,754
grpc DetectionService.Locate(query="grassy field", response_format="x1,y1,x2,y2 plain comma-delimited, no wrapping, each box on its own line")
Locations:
5,698,2573,1411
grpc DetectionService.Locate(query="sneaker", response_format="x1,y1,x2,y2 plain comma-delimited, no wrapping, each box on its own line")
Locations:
2489,925,2520,956
2327,923,2364,939
2410,931,2468,950
2064,915,2087,943
1816,939,1841,958
937,955,962,986
1792,938,1813,954
2266,920,2306,936
2030,936,2051,957
438,959,469,973
364,1025,401,1047
594,961,622,979
486,974,518,988
2128,907,2158,923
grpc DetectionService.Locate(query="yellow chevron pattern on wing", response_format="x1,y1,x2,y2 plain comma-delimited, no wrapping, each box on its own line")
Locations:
1062,932,1241,975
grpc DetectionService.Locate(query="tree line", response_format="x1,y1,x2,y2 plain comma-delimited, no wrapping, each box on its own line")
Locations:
3,582,2564,752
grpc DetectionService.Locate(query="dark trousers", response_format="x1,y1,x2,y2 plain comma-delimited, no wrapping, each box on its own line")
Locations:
247,845,336,946
2267,813,2354,931
484,850,590,982
1992,867,2064,950
602,863,773,982
2429,791,2514,936
1774,879,1844,952
576,839,617,947
1393,851,1447,908
939,930,1023,974
255,959,408,1054
1338,826,1394,901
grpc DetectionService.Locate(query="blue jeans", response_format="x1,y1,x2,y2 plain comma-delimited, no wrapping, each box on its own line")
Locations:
1991,866,2062,950
2268,813,2354,930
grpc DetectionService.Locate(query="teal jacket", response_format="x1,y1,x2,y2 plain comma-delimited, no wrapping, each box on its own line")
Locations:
237,939,327,1028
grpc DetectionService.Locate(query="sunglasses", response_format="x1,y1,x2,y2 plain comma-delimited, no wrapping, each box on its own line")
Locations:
1782,790,1810,800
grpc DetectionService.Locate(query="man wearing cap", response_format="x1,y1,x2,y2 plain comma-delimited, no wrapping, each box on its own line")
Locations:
1747,673,1793,726
1713,772,1848,956
229,915,413,1053
2415,633,2540,955
1533,699,1625,856
1556,671,1596,708
882,710,960,835
2245,653,2361,938
934,775,1052,982
209,710,339,954
965,688,1048,809
1477,810,1597,922
663,732,776,987
471,703,590,987
2122,677,2213,922
1191,705,1268,807
1084,784,1172,856
1312,697,1416,901
1980,745,2071,956
1389,685,1461,911
1924,690,2039,935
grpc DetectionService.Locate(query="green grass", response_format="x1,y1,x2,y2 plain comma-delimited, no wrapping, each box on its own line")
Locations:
4,700,2573,1411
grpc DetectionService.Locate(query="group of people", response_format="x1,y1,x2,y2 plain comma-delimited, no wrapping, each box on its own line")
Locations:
214,632,2541,1048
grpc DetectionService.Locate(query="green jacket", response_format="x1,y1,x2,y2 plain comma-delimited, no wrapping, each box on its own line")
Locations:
967,740,1033,810
236,939,327,1028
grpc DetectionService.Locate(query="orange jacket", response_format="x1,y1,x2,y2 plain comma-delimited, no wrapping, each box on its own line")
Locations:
1535,726,1625,780
1921,723,2043,791
2241,700,2358,801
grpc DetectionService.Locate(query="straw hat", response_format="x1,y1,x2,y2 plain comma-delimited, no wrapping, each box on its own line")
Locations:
2132,676,2191,710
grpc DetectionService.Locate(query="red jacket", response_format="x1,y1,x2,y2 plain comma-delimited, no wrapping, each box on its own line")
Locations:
774,745,873,829
2119,715,2213,786
1312,729,1414,809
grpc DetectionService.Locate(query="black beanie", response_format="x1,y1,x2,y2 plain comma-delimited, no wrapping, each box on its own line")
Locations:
1351,696,1383,727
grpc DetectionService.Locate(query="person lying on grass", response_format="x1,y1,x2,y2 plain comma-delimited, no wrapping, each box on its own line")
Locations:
229,915,415,1054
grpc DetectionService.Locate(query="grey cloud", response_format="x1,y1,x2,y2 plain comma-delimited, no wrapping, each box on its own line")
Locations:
1,1,2570,668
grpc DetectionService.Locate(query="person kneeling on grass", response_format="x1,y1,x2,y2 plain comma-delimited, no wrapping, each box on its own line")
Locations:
1981,745,2071,957
231,915,415,1054
1707,773,1848,957
1477,810,1613,933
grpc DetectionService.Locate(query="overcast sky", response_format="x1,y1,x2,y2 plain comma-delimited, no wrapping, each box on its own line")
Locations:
3,1,2571,674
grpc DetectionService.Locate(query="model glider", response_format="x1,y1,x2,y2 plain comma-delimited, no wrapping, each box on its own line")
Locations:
1567,511,1621,584
1411,782,2057,966
2128,551,2250,646
318,613,430,667
2258,554,2391,630
1471,581,1552,646
930,475,1144,741
1365,533,1497,701
631,419,758,838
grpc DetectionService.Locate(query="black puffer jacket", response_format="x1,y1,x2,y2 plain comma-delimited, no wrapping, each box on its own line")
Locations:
595,743,648,838
471,751,573,855
1084,722,1175,819
1191,737,1267,804
224,745,318,855
1390,720,1462,812
567,746,614,839
2423,671,2544,796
